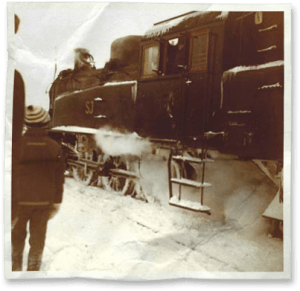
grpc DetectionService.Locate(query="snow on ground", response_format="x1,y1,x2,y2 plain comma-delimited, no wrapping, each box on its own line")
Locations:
37,177,283,274
5,140,283,275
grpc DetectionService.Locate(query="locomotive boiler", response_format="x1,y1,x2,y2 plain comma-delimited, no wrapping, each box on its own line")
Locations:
49,11,284,228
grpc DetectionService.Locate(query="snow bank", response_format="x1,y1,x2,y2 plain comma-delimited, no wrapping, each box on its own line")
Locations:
95,128,151,156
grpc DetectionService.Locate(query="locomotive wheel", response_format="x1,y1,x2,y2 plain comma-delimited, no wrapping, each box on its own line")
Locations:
72,164,95,186
101,155,142,197
102,156,129,194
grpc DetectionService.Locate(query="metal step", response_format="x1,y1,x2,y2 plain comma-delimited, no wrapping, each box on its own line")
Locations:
169,196,211,212
172,155,214,164
171,178,212,188
109,169,139,179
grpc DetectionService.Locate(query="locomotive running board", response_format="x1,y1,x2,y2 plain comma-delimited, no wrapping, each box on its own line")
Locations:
50,126,98,135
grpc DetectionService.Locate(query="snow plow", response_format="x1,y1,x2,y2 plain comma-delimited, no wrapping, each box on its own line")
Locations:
49,11,284,235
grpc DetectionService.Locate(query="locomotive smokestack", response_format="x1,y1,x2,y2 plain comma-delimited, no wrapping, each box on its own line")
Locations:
74,48,95,71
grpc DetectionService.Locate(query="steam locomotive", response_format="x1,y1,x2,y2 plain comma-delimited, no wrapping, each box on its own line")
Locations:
49,11,284,214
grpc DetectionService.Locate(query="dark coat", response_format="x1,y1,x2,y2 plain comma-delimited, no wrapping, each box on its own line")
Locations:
14,128,65,208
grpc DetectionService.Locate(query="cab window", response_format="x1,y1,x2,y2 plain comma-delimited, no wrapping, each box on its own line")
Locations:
189,30,209,72
164,37,186,75
142,44,160,77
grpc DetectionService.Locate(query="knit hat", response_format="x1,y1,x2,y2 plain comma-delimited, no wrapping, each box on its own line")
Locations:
25,105,51,126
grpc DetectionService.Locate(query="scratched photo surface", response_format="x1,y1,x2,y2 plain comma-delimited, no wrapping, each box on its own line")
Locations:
5,2,291,279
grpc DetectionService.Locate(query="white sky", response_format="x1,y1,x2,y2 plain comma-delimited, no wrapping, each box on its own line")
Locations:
12,2,211,110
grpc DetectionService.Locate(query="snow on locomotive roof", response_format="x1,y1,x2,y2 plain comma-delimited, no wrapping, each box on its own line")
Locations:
220,60,284,108
224,60,284,75
145,11,228,38
222,60,284,82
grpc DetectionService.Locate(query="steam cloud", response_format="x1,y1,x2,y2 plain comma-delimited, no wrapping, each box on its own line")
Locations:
94,128,151,157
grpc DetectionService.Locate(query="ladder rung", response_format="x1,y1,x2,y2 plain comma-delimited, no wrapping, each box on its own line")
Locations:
171,178,211,188
109,169,139,179
172,155,214,164
169,197,211,212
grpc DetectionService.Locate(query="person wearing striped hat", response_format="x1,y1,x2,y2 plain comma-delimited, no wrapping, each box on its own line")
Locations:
12,105,65,271
24,105,51,127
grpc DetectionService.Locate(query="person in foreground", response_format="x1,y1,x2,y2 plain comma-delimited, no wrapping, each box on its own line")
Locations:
12,14,25,225
12,106,65,271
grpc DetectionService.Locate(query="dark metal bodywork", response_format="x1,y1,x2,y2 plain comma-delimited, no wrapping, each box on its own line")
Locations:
53,83,136,132
50,11,284,161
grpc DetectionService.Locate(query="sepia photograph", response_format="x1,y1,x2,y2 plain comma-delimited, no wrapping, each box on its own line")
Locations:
5,2,291,280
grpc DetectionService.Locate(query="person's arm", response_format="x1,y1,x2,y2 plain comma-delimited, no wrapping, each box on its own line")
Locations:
49,149,65,220
54,149,65,204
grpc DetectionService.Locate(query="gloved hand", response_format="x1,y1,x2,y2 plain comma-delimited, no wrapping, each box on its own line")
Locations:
49,204,61,219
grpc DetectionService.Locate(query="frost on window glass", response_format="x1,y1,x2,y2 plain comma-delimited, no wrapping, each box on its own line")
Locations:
142,45,160,77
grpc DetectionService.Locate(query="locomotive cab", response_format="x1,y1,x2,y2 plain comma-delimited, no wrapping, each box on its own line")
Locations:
140,35,187,77
136,11,226,142
136,11,284,161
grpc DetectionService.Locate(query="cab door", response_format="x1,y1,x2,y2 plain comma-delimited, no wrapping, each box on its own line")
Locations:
184,29,212,138
136,38,187,140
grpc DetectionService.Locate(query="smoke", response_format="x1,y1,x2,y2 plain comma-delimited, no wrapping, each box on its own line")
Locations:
94,128,151,157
